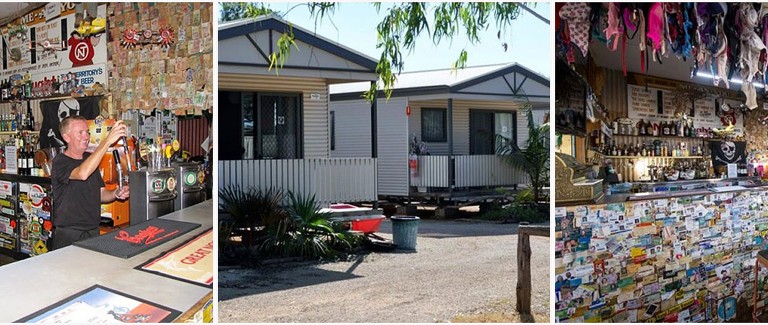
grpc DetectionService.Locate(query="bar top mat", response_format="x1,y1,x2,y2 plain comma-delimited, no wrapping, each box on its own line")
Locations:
137,228,213,287
74,219,201,259
16,284,181,323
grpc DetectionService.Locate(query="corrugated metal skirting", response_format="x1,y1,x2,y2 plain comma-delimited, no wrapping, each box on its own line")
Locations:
454,155,527,187
411,155,527,188
218,158,378,207
412,156,450,187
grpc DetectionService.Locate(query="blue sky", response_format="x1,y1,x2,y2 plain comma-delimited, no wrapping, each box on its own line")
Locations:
217,2,551,77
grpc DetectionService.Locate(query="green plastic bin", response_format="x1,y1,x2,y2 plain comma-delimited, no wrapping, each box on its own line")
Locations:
391,216,420,250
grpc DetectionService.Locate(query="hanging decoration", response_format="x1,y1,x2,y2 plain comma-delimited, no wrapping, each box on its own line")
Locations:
556,3,768,111
120,28,139,48
120,26,175,49
6,22,28,41
158,26,175,48
30,39,66,58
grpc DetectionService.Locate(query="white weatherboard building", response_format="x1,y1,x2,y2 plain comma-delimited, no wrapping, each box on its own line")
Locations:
218,15,380,207
329,63,550,203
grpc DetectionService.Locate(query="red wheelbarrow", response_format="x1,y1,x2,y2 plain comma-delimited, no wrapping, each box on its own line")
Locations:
321,204,397,251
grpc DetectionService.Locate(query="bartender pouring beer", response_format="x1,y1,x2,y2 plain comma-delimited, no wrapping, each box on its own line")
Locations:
50,116,130,250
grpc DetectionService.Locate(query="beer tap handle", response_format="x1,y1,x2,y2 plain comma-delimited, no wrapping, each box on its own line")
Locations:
112,150,123,189
121,136,133,172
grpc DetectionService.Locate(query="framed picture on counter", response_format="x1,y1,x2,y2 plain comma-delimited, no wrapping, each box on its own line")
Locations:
16,285,180,323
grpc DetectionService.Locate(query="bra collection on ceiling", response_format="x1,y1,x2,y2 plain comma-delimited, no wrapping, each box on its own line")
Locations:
556,2,768,110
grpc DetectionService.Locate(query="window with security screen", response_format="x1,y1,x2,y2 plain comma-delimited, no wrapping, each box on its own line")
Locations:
218,91,302,160
421,108,447,142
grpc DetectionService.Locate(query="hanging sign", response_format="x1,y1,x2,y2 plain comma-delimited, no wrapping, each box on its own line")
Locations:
1,4,108,88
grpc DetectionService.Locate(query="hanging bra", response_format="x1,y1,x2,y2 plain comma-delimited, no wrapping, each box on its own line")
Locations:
622,6,646,75
559,2,592,58
647,3,665,53
590,3,607,44
604,2,623,51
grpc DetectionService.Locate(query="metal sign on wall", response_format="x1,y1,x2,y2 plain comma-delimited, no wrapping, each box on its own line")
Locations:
0,3,108,88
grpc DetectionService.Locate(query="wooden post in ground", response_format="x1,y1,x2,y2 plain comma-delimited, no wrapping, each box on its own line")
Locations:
516,224,550,315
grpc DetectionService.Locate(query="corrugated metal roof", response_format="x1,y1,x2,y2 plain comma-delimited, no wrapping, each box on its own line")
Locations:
329,62,549,95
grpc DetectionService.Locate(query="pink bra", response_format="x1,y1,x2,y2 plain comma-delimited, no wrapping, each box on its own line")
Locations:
647,3,665,52
604,3,622,51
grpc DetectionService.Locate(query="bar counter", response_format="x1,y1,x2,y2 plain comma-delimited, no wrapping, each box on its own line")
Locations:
0,200,213,322
556,177,762,207
554,179,768,322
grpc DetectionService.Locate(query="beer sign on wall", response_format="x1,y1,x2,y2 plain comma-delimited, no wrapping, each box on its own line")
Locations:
0,3,108,89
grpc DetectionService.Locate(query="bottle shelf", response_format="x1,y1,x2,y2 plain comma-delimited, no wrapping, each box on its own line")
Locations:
606,155,705,159
612,134,708,140
0,131,38,135
0,94,102,104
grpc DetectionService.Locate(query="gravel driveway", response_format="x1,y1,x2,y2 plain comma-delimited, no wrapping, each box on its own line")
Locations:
219,219,550,323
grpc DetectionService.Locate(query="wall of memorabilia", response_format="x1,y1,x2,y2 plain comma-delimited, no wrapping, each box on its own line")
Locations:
107,2,212,115
555,190,768,322
744,109,768,172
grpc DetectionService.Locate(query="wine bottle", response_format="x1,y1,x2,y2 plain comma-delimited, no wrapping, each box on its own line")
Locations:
18,144,25,175
27,145,34,176
27,105,34,131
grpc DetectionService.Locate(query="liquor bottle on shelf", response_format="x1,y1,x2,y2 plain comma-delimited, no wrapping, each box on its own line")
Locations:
0,80,7,100
28,114,34,131
17,142,24,175
27,144,34,176
27,105,34,131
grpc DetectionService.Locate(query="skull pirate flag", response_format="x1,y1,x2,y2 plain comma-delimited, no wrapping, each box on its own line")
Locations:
710,140,747,169
40,97,101,149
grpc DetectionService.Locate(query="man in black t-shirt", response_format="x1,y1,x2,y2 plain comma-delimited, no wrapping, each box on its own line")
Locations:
51,116,130,250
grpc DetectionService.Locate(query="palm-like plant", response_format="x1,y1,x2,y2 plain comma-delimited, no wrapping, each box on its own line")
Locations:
218,185,287,247
261,192,356,259
496,104,550,207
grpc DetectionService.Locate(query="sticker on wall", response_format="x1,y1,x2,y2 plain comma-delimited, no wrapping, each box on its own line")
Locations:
151,178,166,194
33,239,48,255
184,172,196,186
28,184,46,208
166,176,176,192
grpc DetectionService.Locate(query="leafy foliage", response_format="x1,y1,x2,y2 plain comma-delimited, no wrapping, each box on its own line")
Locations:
218,186,362,262
480,202,546,223
269,27,299,72
219,2,537,101
219,2,276,21
495,105,550,204
218,185,288,247
260,192,359,259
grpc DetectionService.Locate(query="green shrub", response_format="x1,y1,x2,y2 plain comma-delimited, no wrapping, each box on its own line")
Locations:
480,203,547,223
260,192,361,259
218,185,288,247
